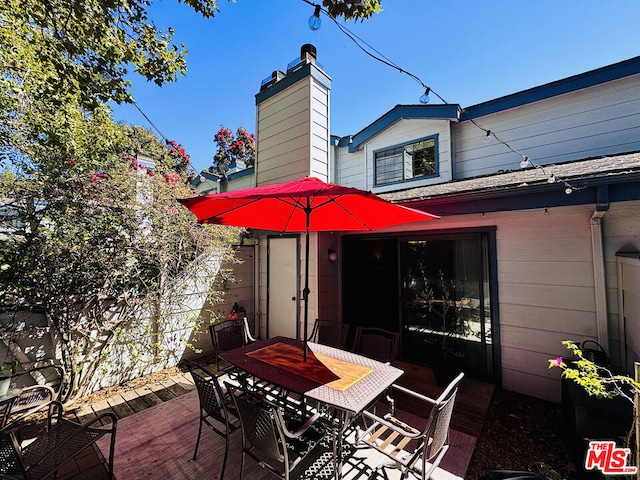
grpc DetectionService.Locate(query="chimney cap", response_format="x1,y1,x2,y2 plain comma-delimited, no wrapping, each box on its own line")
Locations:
301,44,317,60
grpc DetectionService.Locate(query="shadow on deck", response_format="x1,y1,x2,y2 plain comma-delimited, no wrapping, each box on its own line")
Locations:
50,359,493,479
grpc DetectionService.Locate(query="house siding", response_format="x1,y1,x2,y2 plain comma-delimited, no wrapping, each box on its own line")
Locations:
370,204,600,402
256,77,313,185
454,75,640,178
335,119,453,193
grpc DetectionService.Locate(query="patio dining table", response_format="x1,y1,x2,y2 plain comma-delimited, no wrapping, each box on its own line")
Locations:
219,336,404,480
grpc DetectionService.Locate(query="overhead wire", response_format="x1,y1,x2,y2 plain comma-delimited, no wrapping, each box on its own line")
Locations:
304,1,577,193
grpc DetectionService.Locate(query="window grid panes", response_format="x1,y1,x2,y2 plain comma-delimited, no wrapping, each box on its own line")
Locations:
375,138,436,186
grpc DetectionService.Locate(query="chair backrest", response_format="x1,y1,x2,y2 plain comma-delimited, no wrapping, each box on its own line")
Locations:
352,327,400,362
8,365,66,402
0,396,19,430
185,360,231,423
308,319,348,348
210,319,246,355
227,384,285,463
2,385,55,430
423,372,464,462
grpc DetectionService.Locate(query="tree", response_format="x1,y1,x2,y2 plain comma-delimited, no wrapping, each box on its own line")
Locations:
0,0,381,399
0,111,238,399
550,341,640,477
0,0,382,116
210,126,256,175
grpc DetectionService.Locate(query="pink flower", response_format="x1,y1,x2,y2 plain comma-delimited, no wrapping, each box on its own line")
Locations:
554,357,563,367
66,157,76,165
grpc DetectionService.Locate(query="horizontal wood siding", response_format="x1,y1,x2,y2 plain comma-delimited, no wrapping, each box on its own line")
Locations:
454,75,640,178
336,147,366,189
256,78,311,186
359,119,453,193
352,204,601,402
495,205,598,401
310,81,330,180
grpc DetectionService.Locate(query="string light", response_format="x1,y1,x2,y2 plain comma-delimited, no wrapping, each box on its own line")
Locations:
419,88,430,104
308,5,321,31
300,0,579,195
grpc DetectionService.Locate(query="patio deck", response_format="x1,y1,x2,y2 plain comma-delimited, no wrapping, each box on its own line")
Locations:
44,360,492,479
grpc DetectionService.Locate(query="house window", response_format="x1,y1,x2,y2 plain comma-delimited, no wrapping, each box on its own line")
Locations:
374,136,437,186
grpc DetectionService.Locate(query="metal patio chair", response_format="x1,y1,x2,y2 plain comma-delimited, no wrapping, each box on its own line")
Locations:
7,365,67,402
185,360,239,480
351,326,400,363
209,318,256,372
0,400,117,480
307,319,349,349
356,372,464,480
226,382,330,480
1,385,55,432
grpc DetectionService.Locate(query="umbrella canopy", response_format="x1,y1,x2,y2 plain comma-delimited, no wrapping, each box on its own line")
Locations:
178,176,438,359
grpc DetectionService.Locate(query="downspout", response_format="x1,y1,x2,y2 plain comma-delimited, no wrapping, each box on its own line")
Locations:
590,185,610,350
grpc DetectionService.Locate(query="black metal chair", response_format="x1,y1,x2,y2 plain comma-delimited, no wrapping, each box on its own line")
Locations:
0,400,117,480
307,319,349,349
209,318,256,372
226,382,329,480
185,360,239,480
1,385,55,431
356,372,464,480
351,326,400,363
7,365,66,402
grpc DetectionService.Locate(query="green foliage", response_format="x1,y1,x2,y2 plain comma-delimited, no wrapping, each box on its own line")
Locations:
549,340,640,404
0,0,381,399
0,357,18,376
321,0,382,21
0,110,238,398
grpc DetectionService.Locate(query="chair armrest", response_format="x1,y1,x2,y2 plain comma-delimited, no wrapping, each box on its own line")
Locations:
361,410,423,439
279,411,323,439
389,383,438,405
243,317,258,343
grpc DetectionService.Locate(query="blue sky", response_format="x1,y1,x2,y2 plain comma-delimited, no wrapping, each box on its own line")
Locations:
110,0,640,174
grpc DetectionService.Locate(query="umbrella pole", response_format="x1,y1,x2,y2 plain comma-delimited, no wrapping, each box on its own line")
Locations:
303,204,311,362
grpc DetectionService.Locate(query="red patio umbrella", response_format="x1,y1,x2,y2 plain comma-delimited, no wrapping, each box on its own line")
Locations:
178,176,438,360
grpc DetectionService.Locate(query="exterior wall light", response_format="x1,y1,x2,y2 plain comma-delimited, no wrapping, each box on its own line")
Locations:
328,248,338,262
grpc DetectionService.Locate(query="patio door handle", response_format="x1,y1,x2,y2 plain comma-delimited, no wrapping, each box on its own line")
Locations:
292,296,296,301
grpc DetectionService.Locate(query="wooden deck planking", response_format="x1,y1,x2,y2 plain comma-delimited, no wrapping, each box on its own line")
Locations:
63,360,486,479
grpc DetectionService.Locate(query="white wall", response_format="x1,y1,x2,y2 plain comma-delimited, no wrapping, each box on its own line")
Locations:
454,75,640,178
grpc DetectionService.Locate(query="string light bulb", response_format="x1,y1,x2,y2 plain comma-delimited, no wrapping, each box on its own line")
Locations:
482,130,492,144
547,174,556,183
419,87,430,104
565,187,573,195
308,5,321,31
520,156,530,168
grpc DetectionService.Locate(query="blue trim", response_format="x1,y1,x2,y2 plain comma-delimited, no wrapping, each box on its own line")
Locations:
255,62,332,105
402,176,640,216
373,134,439,187
348,105,460,153
462,56,640,120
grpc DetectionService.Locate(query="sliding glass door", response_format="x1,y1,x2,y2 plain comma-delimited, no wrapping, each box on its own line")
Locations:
400,234,493,380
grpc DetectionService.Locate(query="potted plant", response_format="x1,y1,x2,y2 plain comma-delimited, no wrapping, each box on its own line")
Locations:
0,357,18,396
